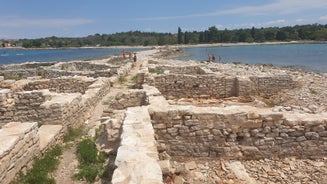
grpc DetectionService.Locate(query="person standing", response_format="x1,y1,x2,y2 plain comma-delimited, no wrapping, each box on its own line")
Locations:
208,55,212,62
133,53,137,62
212,54,216,62
122,49,126,59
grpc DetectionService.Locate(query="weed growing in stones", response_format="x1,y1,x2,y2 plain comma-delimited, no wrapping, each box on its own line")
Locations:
118,75,127,84
11,146,62,184
309,88,318,95
74,138,106,183
63,126,85,142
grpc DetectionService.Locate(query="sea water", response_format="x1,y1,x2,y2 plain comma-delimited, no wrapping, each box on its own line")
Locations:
178,44,327,72
0,48,147,65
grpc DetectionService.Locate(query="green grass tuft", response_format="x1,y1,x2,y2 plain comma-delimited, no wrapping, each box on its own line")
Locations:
74,138,106,183
118,75,127,84
309,88,318,95
63,126,84,142
11,146,62,184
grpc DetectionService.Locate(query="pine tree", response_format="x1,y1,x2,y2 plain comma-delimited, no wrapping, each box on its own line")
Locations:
178,27,183,44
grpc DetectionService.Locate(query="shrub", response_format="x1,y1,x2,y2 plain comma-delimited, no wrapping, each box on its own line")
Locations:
12,146,62,184
309,88,318,95
63,126,84,142
118,75,127,84
131,75,138,83
74,138,106,183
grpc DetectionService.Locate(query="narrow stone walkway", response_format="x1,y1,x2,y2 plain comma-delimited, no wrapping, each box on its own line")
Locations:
112,106,162,184
54,59,143,184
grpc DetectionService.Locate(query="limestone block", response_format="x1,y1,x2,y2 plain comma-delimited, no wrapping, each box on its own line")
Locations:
38,125,63,151
247,112,260,119
158,160,172,175
260,112,283,121
227,161,257,184
305,132,319,140
185,161,197,171
284,118,299,126
241,120,263,129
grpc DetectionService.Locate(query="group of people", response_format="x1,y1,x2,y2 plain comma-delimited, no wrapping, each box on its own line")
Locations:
208,54,222,63
122,49,137,62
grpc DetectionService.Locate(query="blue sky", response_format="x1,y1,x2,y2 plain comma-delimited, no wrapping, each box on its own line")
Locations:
1,0,327,39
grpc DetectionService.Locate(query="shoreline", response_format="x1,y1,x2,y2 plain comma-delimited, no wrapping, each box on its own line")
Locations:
1,40,326,50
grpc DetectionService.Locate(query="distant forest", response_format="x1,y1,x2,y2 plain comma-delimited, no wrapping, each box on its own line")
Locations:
16,24,327,48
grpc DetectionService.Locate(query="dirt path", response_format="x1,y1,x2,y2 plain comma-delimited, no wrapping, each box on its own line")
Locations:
54,60,142,184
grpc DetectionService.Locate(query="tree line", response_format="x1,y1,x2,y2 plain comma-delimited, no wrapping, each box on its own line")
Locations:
17,24,327,48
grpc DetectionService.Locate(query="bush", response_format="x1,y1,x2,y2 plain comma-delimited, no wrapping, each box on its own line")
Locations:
12,146,62,184
63,126,84,142
118,76,127,84
74,139,107,183
76,139,98,164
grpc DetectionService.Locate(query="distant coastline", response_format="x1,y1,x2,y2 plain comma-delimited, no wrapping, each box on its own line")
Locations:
173,40,327,48
1,40,327,50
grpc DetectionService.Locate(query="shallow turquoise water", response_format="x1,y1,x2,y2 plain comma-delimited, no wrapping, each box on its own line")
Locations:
179,44,327,72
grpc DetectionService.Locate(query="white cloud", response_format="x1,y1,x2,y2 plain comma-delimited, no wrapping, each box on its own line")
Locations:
220,0,327,16
296,19,306,23
319,15,327,21
219,19,288,30
263,19,287,26
129,0,327,22
0,17,93,28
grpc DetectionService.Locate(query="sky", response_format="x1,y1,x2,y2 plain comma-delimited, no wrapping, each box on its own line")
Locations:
1,0,327,39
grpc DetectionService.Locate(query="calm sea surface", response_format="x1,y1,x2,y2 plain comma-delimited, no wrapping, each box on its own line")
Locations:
178,44,327,72
1,44,326,72
0,48,147,65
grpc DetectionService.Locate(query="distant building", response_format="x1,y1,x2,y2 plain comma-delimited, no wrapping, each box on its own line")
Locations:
0,40,16,47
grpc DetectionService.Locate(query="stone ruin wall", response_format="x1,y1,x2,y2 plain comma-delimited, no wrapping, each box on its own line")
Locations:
0,61,132,80
0,77,112,184
151,106,327,160
23,78,96,94
0,122,40,184
0,60,133,184
153,65,207,75
153,74,296,99
0,90,48,126
0,77,111,128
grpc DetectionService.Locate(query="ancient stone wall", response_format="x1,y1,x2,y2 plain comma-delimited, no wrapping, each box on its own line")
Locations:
112,106,163,184
23,77,95,94
152,65,206,75
1,77,111,128
0,77,112,183
150,104,327,160
109,90,148,110
251,76,297,98
0,69,43,80
44,69,118,78
0,61,130,79
153,74,295,99
0,90,48,126
0,122,40,184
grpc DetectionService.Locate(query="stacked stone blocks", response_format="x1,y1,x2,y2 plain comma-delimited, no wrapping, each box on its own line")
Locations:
150,104,327,159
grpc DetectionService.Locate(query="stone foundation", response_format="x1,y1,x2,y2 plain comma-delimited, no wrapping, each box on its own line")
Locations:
153,74,295,99
23,77,96,94
0,56,133,184
149,97,327,160
109,90,148,110
0,76,111,128
0,122,39,184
